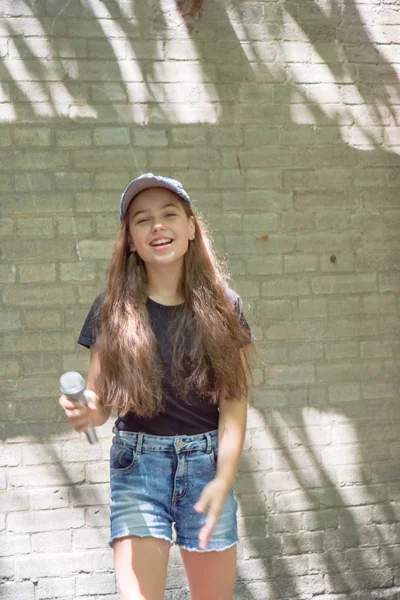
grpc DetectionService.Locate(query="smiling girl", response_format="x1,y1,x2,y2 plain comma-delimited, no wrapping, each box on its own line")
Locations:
59,173,253,600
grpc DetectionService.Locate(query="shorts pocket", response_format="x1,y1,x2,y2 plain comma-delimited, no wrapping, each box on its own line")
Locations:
110,443,137,472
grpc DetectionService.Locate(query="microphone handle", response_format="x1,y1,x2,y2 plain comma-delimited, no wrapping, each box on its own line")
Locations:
66,389,98,445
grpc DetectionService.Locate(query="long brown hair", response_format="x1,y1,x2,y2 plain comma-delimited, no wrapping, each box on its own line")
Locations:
95,198,252,416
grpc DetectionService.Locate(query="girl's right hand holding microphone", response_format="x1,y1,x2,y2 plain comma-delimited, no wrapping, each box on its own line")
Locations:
59,390,98,433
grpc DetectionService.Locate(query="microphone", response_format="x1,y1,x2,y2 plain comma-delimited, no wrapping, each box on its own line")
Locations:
60,371,98,445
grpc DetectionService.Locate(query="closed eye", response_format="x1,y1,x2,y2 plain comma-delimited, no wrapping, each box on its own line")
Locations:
135,213,177,225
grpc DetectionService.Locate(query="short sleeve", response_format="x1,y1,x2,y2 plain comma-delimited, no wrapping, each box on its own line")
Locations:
78,292,105,349
225,287,255,345
233,295,256,345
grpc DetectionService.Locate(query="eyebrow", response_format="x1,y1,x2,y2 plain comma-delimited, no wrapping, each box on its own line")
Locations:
131,203,180,220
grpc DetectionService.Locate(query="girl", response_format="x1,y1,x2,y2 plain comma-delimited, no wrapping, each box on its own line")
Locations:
59,173,253,600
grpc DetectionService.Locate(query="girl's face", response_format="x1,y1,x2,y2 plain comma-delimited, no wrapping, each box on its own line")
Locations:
127,187,195,268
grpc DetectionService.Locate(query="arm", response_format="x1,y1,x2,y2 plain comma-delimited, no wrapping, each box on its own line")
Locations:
214,374,247,492
195,347,249,548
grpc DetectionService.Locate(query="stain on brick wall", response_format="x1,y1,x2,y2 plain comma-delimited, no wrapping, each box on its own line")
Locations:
176,0,204,32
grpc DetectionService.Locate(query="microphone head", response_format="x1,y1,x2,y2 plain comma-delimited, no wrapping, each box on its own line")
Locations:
60,371,86,395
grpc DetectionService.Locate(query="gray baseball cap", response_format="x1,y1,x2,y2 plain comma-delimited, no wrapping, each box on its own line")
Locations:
120,173,191,220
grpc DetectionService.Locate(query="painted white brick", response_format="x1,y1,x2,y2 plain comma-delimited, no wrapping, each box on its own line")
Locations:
30,487,70,510
70,484,110,507
76,573,116,595
85,462,109,484
36,577,76,600
31,531,72,553
0,557,15,578
16,552,92,579
0,444,22,467
61,439,103,463
0,490,29,512
91,548,114,571
72,527,110,550
1,583,35,600
8,509,85,533
85,507,111,528
8,465,84,488
0,534,30,557
0,469,6,491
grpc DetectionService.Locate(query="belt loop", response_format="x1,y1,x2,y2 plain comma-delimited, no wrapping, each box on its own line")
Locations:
205,432,212,454
136,432,144,454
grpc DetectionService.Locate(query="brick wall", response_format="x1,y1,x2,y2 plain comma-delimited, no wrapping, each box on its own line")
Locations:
1,1,400,598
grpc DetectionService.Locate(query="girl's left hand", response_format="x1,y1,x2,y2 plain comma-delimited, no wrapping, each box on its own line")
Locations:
194,478,230,550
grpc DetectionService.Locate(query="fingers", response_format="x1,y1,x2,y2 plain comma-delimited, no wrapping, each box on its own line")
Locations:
58,394,96,433
194,492,208,514
58,395,77,411
194,484,220,514
198,510,219,550
195,483,226,550
83,389,98,410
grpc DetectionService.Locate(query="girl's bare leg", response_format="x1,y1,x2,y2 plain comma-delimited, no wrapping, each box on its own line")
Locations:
180,545,237,600
114,536,171,600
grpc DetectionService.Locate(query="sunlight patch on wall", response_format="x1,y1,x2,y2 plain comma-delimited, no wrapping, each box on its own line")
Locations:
86,0,145,122
273,406,374,519
282,13,400,154
158,0,219,123
313,0,336,19
2,17,97,121
227,4,400,156
289,94,317,125
2,1,219,124
225,2,282,81
3,1,399,135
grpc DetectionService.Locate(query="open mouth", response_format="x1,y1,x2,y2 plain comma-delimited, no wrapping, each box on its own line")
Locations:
150,238,173,248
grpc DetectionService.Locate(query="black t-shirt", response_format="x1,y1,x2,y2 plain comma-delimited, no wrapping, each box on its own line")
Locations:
78,288,253,436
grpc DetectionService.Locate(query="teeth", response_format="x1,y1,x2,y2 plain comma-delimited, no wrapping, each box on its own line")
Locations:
152,238,171,246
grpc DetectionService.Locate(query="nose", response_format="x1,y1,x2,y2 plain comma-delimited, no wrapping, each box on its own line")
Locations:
152,221,165,232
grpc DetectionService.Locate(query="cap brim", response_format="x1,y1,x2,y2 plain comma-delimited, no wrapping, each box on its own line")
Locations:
120,177,190,220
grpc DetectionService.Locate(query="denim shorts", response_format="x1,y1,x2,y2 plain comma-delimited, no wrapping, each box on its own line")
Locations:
109,427,238,552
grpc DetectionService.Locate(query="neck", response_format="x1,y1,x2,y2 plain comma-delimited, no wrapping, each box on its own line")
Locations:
145,262,185,305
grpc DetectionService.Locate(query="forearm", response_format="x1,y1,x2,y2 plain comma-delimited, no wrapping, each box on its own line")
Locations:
215,396,247,491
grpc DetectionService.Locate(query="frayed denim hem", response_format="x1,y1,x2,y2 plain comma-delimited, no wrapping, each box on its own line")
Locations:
109,532,173,548
175,538,239,553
